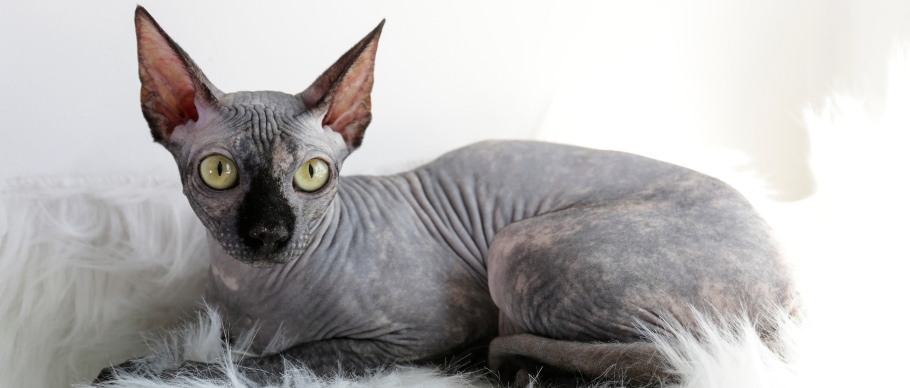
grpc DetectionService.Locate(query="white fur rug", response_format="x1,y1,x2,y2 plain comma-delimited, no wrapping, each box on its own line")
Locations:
0,181,802,388
4,51,910,388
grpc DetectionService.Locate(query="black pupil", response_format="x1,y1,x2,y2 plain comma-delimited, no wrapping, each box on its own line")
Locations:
217,161,223,176
308,163,314,178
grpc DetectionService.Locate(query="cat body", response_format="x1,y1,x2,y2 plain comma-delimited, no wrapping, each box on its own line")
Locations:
207,139,789,361
99,7,796,385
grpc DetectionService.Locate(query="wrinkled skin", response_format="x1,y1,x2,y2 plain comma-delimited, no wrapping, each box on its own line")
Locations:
204,139,795,382
96,7,796,386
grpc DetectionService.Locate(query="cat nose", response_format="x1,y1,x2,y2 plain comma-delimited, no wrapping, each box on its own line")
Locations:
248,225,290,251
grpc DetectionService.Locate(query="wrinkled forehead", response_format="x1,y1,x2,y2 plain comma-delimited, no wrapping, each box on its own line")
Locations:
218,91,308,131
215,91,313,150
197,91,333,173
219,91,306,113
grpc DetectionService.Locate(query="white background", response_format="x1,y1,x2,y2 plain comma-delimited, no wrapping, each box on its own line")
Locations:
2,0,909,200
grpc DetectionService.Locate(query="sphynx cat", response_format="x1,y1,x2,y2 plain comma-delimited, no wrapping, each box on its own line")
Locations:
97,6,796,386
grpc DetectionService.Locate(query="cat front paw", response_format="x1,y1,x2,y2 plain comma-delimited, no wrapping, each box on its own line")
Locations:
93,359,229,385
161,360,229,380
92,359,148,384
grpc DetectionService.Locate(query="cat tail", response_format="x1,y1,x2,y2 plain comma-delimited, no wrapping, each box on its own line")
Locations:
488,334,674,386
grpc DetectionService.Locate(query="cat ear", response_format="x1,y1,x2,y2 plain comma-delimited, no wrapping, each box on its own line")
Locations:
297,20,384,151
135,6,221,143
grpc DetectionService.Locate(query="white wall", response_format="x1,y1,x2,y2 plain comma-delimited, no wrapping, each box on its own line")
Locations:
2,0,909,200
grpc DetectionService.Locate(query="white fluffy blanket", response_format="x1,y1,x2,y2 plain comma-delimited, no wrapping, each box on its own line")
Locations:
4,52,910,388
0,179,803,388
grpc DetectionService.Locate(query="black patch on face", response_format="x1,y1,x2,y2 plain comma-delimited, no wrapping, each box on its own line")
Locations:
237,171,295,254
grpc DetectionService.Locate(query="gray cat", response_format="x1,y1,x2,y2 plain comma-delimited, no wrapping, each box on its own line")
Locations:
97,6,796,386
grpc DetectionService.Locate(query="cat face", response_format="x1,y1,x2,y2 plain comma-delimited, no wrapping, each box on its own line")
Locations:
134,7,383,267
170,91,346,266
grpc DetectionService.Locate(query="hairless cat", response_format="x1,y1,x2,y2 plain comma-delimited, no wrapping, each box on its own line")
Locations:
96,6,796,386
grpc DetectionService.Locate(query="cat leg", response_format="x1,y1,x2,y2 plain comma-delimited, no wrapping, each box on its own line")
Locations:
486,199,788,385
236,337,407,382
489,333,673,386
94,338,403,385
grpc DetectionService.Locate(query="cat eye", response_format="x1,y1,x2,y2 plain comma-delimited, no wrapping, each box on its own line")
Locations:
294,159,329,192
199,155,238,190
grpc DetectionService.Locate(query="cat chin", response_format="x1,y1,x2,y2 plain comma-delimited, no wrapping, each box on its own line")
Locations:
212,238,308,269
245,259,283,269
223,250,301,268
232,256,293,268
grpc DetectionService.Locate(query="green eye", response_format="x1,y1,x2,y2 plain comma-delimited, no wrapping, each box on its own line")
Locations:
199,155,238,190
294,159,329,192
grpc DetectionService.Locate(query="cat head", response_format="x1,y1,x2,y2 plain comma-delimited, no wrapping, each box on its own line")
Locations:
134,6,383,267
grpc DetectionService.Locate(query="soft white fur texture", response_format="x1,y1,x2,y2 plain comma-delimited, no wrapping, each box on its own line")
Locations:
5,49,909,388
0,177,209,388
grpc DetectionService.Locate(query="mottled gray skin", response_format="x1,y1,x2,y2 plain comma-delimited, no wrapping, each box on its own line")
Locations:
102,8,796,386
202,126,793,357
200,122,794,382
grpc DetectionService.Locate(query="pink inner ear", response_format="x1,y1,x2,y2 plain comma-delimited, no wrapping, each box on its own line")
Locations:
323,45,377,143
323,75,372,136
137,17,199,137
